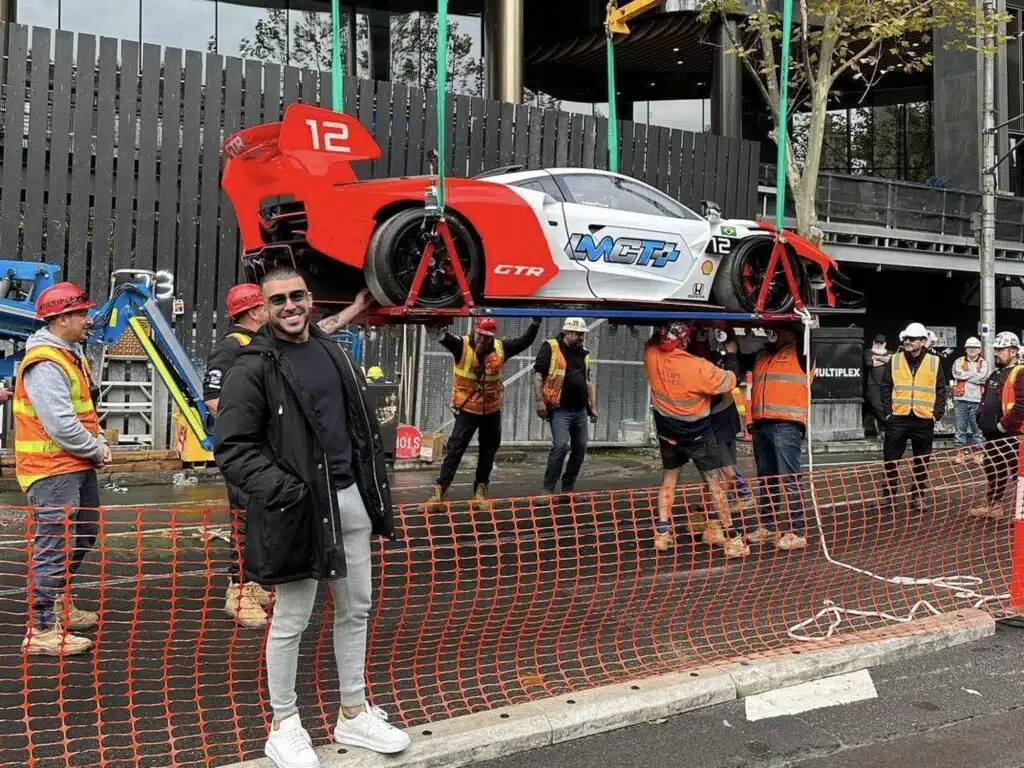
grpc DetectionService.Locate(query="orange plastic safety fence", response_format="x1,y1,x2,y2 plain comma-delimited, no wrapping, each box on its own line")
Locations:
0,437,1018,767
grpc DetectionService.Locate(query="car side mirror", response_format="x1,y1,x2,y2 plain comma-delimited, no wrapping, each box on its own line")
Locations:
701,200,722,225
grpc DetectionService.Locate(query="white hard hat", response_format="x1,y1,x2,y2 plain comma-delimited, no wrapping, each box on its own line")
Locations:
965,337,982,348
994,331,1020,349
900,322,928,340
562,317,587,334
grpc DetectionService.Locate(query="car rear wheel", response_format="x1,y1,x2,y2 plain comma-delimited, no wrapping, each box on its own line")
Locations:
712,234,807,314
364,208,483,308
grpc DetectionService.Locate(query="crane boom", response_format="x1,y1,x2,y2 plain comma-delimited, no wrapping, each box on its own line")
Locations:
606,0,665,35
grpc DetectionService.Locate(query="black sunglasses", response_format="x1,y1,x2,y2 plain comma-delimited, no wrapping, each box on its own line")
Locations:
267,289,309,307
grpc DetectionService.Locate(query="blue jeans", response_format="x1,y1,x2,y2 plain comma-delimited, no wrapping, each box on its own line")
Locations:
26,469,101,629
543,407,589,492
751,421,806,534
953,399,982,446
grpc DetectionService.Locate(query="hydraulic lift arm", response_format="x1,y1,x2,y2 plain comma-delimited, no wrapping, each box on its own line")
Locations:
606,0,665,34
88,274,214,452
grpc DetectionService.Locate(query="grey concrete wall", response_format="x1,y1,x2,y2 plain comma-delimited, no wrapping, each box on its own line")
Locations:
933,29,984,189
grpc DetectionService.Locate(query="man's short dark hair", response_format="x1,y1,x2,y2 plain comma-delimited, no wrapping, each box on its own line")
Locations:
259,266,304,287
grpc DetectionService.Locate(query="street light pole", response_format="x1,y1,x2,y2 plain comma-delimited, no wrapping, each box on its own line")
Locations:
980,0,997,368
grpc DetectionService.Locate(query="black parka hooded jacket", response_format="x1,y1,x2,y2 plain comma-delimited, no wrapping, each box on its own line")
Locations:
213,324,395,584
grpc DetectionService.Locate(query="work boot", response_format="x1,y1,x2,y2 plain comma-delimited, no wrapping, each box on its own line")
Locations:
776,532,808,551
968,503,1001,519
247,582,274,608
425,484,448,512
701,520,729,546
471,483,492,511
653,529,673,551
746,525,776,545
721,535,751,558
225,582,268,629
22,621,92,657
57,593,98,630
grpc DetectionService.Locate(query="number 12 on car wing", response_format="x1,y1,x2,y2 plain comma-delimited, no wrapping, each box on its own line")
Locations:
305,119,352,153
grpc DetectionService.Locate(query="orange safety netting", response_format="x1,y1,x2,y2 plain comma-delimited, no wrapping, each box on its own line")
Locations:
0,437,1020,768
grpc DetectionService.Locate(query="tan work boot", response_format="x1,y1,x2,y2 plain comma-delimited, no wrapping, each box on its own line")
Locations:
57,593,99,630
721,535,751,558
471,483,492,511
425,484,448,512
225,582,268,628
246,582,274,608
701,520,729,546
653,529,673,551
776,532,808,551
22,622,92,657
968,503,1001,519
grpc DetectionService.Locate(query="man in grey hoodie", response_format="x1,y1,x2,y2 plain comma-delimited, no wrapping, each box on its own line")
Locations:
14,281,110,656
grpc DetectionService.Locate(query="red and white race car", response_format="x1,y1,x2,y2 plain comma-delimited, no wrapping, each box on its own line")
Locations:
222,104,856,314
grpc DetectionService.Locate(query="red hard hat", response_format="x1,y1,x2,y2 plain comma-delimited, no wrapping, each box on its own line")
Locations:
226,283,263,318
35,281,95,320
658,321,692,352
474,318,498,336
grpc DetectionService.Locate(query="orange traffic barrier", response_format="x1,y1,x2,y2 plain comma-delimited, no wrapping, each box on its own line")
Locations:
0,438,1018,767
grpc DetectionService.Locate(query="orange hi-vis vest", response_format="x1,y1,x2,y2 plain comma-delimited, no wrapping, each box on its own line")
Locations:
451,336,506,415
1001,364,1024,421
644,345,736,421
890,351,938,419
751,343,812,425
13,344,101,492
541,338,590,408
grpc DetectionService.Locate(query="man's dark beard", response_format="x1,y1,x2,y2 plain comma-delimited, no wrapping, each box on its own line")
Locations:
270,311,309,341
476,337,494,357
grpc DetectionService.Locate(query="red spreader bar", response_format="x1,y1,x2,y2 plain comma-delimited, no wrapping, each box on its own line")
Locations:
403,218,475,311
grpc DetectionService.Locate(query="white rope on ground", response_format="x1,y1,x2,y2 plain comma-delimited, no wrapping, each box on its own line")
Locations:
787,308,1008,641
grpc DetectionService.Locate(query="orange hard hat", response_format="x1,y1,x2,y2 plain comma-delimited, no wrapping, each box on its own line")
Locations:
226,283,263,318
35,281,95,320
474,317,498,336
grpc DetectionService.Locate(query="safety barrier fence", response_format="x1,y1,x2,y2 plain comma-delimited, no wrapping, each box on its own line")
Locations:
0,437,1020,767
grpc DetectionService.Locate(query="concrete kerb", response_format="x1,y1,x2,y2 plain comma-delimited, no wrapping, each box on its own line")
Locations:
229,609,995,768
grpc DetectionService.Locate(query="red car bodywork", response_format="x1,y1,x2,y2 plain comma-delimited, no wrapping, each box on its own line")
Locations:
221,103,556,300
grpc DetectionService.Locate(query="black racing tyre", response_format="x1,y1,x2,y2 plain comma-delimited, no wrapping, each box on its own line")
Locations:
711,234,807,314
363,208,483,308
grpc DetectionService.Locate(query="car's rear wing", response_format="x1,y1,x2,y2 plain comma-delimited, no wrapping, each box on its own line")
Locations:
221,103,382,253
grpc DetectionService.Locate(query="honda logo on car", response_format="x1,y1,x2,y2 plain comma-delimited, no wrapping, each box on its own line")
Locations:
494,264,546,276
816,367,860,377
566,234,679,268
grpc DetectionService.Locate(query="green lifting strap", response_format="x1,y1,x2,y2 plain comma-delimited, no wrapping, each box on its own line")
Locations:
774,0,794,231
331,0,343,111
436,0,449,209
606,34,619,173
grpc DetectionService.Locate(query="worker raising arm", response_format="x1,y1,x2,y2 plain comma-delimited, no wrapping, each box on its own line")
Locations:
644,322,747,558
426,317,542,511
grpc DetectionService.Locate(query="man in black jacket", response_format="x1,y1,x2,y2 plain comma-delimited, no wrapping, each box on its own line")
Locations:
214,268,409,768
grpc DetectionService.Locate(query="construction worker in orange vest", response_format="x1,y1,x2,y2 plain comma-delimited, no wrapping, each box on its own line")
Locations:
204,283,373,629
644,322,749,558
535,317,597,498
971,331,1024,518
15,281,111,657
427,316,541,510
879,321,948,514
725,325,813,551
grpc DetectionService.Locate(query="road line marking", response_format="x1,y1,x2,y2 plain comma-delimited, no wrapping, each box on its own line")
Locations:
744,669,877,721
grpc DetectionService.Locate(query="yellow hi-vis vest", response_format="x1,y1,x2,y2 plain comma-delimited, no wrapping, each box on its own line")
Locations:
891,352,939,419
451,337,505,414
13,345,101,492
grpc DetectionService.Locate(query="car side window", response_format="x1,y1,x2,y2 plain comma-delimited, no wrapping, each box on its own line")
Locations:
514,178,565,200
561,173,698,219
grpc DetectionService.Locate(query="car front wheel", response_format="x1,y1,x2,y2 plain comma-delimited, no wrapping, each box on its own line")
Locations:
711,234,807,314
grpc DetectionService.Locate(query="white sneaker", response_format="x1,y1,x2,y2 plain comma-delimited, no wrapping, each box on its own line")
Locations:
334,702,411,754
265,714,320,768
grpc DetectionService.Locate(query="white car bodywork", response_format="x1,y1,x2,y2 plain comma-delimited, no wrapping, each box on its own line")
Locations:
479,167,764,304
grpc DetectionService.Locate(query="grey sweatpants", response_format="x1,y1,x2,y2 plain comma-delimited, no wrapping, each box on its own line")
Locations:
266,484,373,722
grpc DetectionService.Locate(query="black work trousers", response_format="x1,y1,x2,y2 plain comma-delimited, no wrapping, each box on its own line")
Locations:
882,415,934,503
982,434,1016,505
437,410,503,491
